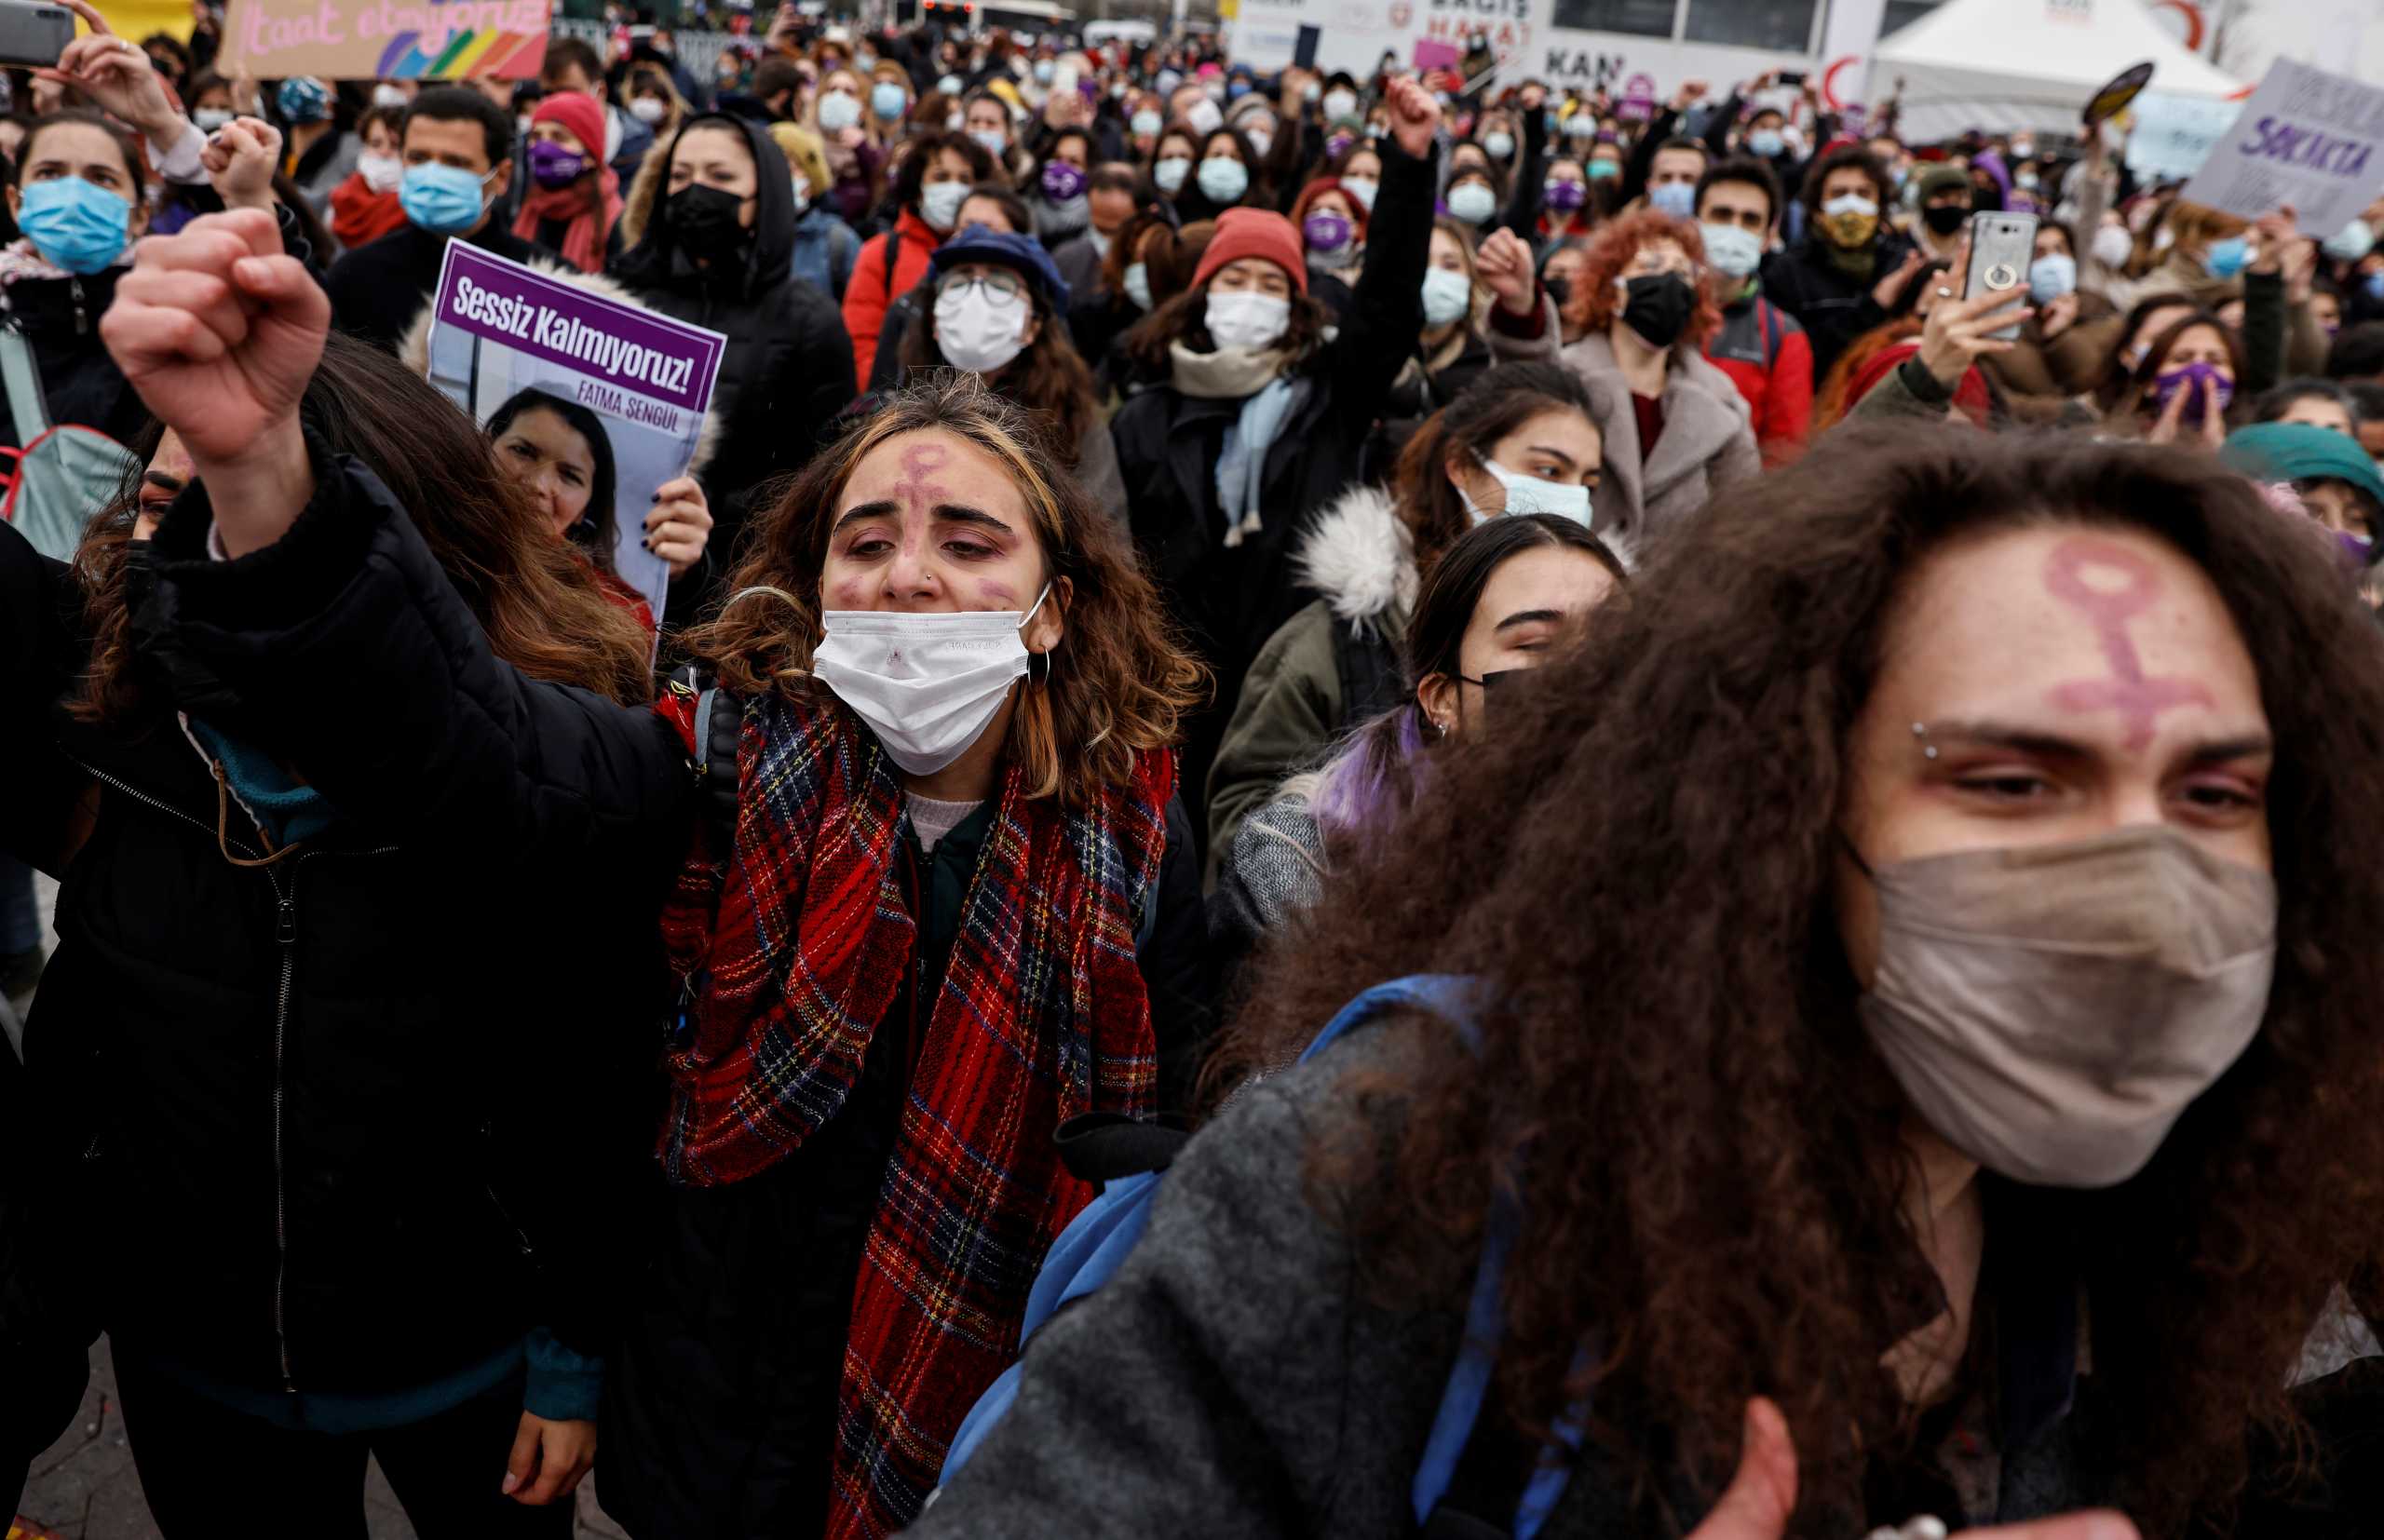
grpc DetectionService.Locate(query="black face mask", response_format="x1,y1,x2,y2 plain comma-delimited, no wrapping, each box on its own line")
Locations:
1922,201,1971,236
670,182,752,262
1542,275,1572,310
1619,272,1694,350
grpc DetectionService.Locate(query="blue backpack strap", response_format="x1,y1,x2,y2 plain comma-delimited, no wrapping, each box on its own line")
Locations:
1412,1187,1522,1525
1296,973,1479,1066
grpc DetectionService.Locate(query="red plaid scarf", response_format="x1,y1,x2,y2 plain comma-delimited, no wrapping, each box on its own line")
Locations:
657,690,1172,1536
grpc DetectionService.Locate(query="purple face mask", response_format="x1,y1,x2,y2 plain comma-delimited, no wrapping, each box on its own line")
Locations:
1325,132,1353,160
1041,160,1087,200
2337,527,2375,571
528,140,589,190
2153,359,2234,420
1303,210,1352,252
1544,177,1587,211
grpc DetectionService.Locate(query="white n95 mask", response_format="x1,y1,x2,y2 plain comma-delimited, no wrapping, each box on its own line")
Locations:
810,587,1051,775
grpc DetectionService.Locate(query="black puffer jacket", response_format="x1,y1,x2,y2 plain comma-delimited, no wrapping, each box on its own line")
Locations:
611,115,857,607
1110,136,1433,790
0,263,145,453
1759,227,1917,387
0,441,693,1399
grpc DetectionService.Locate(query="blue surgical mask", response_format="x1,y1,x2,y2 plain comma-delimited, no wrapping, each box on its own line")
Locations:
400,161,495,235
1131,109,1161,138
1123,260,1153,310
1649,182,1696,219
871,82,906,121
2027,252,2077,304
17,175,131,275
2204,235,2250,279
1747,128,1783,158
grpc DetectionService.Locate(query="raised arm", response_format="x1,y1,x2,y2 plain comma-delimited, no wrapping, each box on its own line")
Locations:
1499,82,1550,240
101,210,692,857
1330,78,1441,425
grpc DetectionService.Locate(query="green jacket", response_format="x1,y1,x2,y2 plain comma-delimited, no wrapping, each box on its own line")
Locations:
1203,482,1414,879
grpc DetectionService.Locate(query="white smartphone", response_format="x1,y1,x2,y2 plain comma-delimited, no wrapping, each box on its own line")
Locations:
1964,209,2039,343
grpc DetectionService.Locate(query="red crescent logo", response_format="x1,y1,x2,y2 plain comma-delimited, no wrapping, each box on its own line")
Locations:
1821,54,1857,112
2152,0,2205,52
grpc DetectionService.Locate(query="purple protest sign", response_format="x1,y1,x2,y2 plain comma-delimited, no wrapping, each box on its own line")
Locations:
432,242,725,417
2180,60,2384,238
1617,73,1657,124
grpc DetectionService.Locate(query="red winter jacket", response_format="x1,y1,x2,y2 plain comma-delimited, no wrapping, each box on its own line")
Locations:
842,209,942,385
1703,288,1813,467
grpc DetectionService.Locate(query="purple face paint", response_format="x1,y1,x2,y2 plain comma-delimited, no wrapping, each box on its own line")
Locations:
2042,537,2215,750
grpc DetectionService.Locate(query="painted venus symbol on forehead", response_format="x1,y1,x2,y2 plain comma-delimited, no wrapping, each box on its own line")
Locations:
893,441,951,511
2042,537,2214,750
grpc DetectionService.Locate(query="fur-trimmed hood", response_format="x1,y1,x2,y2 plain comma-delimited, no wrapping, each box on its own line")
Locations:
1294,480,1416,630
398,260,722,480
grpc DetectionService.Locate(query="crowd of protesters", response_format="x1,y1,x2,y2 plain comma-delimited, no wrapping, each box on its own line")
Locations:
6,4,2384,1537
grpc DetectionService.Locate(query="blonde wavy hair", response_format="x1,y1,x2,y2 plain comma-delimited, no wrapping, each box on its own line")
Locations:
677,374,1208,805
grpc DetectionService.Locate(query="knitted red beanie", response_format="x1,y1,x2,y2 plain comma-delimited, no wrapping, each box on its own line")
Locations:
532,90,608,164
1191,207,1308,296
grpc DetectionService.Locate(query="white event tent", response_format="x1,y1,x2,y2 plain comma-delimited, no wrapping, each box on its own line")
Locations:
1873,0,2244,142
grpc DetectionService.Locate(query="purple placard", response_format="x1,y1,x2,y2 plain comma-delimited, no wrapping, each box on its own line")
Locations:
432,242,726,417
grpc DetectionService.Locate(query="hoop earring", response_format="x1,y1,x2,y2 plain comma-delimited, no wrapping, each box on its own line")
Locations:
1032,647,1052,683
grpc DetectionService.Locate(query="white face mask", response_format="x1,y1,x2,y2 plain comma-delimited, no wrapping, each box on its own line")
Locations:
2091,224,2134,269
1470,457,1592,525
819,90,861,131
1323,88,1357,122
630,95,668,126
1204,289,1290,351
791,171,812,213
1184,98,1224,136
371,83,409,110
358,150,403,194
1446,181,1497,225
1123,261,1154,310
810,587,1052,776
1153,155,1191,194
919,180,969,231
946,111,966,132
1245,128,1274,158
194,106,234,132
934,278,1032,373
1419,267,1472,328
1340,175,1379,213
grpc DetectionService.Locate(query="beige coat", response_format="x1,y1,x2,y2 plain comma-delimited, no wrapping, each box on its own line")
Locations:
1489,310,1763,549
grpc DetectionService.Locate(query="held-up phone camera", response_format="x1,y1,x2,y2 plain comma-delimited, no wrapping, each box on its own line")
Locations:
0,2,74,67
1964,209,2039,343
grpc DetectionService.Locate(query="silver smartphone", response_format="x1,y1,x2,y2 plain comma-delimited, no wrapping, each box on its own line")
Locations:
1964,209,2039,342
0,1,72,66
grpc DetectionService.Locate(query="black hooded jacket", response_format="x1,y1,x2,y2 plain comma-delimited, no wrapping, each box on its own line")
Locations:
610,115,856,606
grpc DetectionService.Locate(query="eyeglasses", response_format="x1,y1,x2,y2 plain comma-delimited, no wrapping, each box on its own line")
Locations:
938,268,1026,302
1623,250,1702,281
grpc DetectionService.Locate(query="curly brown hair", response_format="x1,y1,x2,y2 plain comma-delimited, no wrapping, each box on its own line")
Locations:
676,374,1207,806
1559,207,1726,347
72,332,656,725
1231,425,2384,1533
